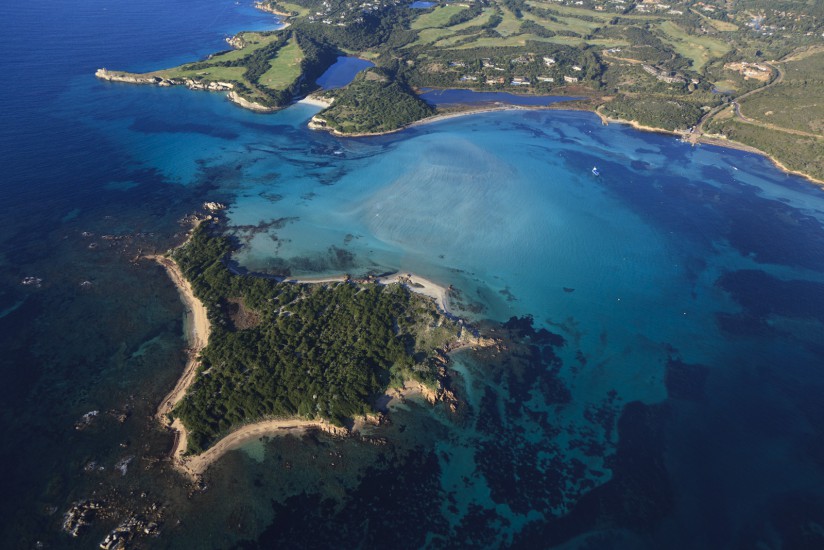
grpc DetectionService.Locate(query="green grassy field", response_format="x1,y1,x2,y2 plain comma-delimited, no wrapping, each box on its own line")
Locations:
156,66,248,81
153,31,284,83
275,1,310,17
433,32,481,48
521,10,600,36
658,21,730,71
712,79,740,93
452,35,541,49
408,27,455,46
692,9,739,32
411,4,467,29
259,36,304,90
450,8,494,31
550,37,628,48
496,7,525,36
447,33,625,49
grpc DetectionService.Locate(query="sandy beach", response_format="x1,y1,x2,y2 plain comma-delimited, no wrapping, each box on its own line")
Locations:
176,418,346,477
377,273,449,312
298,95,333,108
288,272,451,312
151,255,210,424
409,104,535,129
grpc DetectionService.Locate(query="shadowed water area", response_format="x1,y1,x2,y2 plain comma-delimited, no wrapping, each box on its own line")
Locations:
2,0,824,548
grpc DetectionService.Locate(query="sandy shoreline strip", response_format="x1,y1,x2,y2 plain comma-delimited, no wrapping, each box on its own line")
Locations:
378,273,449,312
177,418,345,477
151,255,210,425
298,95,333,108
410,104,539,130
288,272,450,312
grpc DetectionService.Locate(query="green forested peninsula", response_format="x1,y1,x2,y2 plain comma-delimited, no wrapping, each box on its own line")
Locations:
311,68,434,134
170,224,463,454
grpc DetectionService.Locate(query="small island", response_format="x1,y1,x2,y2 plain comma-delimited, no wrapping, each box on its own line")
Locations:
152,222,488,477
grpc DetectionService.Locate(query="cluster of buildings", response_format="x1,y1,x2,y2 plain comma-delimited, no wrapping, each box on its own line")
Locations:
641,64,686,84
450,54,586,87
633,1,683,16
305,0,405,26
723,61,772,82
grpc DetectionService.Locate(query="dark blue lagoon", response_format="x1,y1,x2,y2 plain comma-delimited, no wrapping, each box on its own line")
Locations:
2,0,824,548
315,56,375,89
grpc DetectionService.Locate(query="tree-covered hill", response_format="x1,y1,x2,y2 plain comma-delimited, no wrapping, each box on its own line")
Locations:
171,224,463,454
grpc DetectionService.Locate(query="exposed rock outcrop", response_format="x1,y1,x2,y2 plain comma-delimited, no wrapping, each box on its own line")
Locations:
95,69,234,92
63,500,104,537
225,34,246,49
203,202,227,212
97,68,281,113
307,115,329,130
227,90,276,112
254,1,295,17
96,68,168,85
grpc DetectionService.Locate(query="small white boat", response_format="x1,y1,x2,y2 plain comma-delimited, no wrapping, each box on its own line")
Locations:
592,166,600,176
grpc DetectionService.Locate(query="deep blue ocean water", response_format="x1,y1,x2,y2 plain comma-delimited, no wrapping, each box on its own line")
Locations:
2,0,824,548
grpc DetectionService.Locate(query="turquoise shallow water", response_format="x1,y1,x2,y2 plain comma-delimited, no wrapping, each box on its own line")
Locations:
204,105,824,545
2,0,824,547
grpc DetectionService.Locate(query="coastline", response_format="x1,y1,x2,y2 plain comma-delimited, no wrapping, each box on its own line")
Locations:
175,418,347,478
311,96,821,186
593,109,824,187
150,254,210,425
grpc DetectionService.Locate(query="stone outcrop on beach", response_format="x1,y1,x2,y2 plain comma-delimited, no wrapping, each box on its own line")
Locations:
227,90,276,112
225,33,246,50
308,115,329,130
